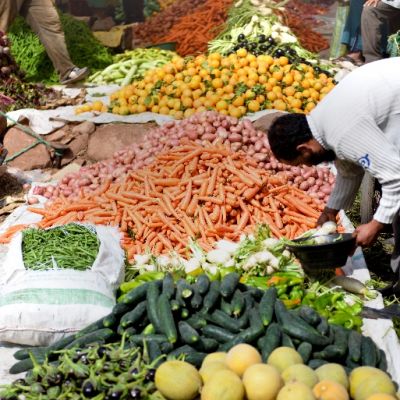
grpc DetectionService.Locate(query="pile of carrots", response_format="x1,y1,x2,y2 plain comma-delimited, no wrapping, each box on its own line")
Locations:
159,0,234,56
280,0,330,53
0,143,324,259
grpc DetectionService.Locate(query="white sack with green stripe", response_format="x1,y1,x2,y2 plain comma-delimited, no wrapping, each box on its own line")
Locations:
0,224,125,346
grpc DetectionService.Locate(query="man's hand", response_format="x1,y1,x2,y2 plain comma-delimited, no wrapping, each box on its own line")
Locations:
353,220,384,247
364,0,380,7
317,207,339,227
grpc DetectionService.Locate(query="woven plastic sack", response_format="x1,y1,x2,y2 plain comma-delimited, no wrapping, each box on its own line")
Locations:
0,224,124,346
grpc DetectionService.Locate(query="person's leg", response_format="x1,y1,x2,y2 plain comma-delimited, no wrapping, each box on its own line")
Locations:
361,1,400,63
0,0,25,32
122,0,145,23
20,0,75,79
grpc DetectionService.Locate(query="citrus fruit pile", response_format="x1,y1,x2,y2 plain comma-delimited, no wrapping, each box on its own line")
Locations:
77,49,336,118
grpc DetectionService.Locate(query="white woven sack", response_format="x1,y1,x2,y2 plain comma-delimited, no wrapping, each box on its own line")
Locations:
0,224,125,346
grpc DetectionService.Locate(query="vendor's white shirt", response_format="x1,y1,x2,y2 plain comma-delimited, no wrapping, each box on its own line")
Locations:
306,57,400,224
382,0,400,9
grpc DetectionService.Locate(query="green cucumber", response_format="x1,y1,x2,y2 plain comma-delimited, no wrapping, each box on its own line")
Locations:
170,299,181,311
316,317,329,336
142,324,155,335
193,337,219,352
10,357,43,374
308,359,328,369
147,281,162,332
313,345,346,360
177,279,194,299
202,280,221,313
348,330,362,363
298,306,321,327
147,341,163,366
259,287,277,326
245,286,264,301
281,333,295,349
297,342,313,363
111,302,132,317
129,334,167,345
123,282,149,305
345,353,360,370
275,300,329,347
162,273,175,299
231,289,245,317
178,321,200,345
167,345,206,368
13,347,48,362
378,349,388,372
65,328,114,349
259,322,282,362
202,324,235,343
207,310,241,333
332,325,349,357
124,327,137,338
181,308,190,319
120,300,147,328
158,293,178,344
102,314,118,328
190,288,203,310
361,336,378,367
249,307,264,333
186,314,207,330
196,274,210,295
220,297,233,316
160,341,174,353
220,272,240,298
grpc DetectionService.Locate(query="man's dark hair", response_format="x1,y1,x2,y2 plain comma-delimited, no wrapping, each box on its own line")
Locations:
267,113,313,161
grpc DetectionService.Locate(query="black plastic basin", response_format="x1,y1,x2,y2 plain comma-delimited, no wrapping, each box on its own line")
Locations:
286,233,356,270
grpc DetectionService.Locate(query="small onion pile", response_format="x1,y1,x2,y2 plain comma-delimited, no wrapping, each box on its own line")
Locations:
33,112,334,203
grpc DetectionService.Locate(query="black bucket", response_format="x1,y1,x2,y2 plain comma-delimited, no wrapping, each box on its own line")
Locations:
286,233,356,270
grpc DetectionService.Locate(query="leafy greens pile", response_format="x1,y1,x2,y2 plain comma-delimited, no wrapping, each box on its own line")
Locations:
9,14,113,84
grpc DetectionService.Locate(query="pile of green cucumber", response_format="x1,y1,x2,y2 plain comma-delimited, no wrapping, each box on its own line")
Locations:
11,273,387,376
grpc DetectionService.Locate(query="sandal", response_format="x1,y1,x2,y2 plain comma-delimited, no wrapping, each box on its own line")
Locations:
332,55,364,67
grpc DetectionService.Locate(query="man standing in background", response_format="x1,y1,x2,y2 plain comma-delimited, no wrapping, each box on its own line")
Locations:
0,0,89,84
362,0,400,62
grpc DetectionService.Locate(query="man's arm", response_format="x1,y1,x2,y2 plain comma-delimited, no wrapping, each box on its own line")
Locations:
335,119,400,245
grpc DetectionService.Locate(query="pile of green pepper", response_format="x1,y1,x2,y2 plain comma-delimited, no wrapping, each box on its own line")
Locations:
0,340,165,400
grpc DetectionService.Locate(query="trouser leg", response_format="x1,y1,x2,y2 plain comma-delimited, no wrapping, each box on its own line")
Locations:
0,0,25,32
20,0,75,79
361,1,400,63
391,210,400,275
122,0,145,23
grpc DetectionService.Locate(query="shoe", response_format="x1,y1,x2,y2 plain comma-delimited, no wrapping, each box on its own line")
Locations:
332,55,364,67
60,67,90,85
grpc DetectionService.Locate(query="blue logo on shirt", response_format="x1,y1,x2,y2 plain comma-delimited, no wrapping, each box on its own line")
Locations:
358,154,371,169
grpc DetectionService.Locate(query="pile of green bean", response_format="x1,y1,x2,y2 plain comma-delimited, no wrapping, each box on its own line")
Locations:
22,224,100,271
9,14,113,84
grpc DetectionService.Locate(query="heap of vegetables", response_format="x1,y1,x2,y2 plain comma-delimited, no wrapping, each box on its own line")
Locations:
7,274,388,379
209,0,331,66
12,143,327,259
0,31,61,112
103,51,334,119
155,350,397,400
35,112,335,205
87,48,178,86
9,14,113,84
132,0,207,47
22,224,99,271
3,341,163,400
157,0,234,56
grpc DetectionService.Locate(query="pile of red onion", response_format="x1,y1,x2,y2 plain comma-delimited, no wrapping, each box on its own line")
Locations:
32,112,334,204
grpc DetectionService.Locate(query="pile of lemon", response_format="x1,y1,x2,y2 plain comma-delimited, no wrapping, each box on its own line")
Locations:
77,50,336,119
75,100,108,115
